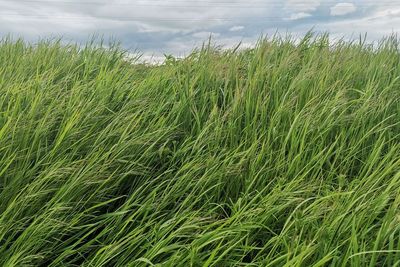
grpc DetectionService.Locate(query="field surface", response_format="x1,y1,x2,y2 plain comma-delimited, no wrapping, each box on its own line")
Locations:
0,35,399,266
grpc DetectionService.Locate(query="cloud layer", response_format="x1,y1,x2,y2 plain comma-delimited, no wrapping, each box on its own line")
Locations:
0,0,399,59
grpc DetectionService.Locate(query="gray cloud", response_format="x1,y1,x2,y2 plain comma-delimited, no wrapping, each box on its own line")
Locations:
0,0,399,60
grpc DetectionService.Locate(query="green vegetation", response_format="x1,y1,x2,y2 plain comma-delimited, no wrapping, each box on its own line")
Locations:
0,33,399,266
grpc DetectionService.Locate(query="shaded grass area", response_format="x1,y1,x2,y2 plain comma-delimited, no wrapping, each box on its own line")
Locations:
0,33,399,266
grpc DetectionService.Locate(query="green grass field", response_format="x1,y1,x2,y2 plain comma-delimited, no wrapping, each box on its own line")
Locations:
0,33,399,266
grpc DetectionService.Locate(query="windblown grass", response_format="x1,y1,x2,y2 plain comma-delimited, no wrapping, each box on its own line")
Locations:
0,33,399,266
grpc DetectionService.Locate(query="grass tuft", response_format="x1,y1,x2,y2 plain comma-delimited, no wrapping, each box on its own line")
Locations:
0,33,399,266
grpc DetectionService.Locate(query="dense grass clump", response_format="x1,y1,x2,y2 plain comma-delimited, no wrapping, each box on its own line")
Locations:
0,34,399,266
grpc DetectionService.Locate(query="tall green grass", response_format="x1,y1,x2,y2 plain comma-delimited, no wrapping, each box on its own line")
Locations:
0,33,399,266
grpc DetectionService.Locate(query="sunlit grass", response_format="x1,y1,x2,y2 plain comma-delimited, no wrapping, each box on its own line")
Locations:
0,33,399,266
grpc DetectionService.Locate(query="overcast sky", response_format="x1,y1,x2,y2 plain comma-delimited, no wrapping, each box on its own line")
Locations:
1,0,400,60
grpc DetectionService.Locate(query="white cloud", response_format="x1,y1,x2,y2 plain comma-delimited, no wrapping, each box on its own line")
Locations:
284,0,319,22
330,3,357,16
372,8,400,20
287,12,312,21
192,31,220,39
285,0,320,13
229,25,245,32
313,6,400,41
